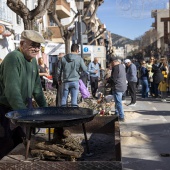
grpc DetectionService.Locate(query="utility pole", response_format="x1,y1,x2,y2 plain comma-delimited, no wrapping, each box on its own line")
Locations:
169,0,170,59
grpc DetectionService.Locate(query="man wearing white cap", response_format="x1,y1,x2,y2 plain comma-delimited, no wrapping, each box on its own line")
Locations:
124,59,137,106
110,58,127,122
0,30,47,158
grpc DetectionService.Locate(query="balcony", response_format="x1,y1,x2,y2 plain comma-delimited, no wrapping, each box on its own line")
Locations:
56,0,70,19
84,0,91,7
151,10,157,18
151,22,156,28
47,26,64,43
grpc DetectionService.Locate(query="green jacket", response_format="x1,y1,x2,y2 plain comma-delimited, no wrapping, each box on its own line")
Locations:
0,49,47,110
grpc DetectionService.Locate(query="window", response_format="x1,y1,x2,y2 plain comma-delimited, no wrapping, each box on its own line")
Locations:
0,0,12,22
16,14,21,25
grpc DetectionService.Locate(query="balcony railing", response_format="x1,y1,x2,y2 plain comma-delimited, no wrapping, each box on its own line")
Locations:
56,0,70,19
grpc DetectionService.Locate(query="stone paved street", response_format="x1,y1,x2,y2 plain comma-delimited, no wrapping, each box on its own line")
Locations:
117,93,170,170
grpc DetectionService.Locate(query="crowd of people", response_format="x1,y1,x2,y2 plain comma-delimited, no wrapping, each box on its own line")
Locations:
135,56,169,102
104,56,170,122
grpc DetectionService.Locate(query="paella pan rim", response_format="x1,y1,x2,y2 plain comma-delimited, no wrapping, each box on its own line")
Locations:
5,107,98,127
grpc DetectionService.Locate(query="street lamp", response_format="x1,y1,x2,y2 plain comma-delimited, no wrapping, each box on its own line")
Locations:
75,0,84,58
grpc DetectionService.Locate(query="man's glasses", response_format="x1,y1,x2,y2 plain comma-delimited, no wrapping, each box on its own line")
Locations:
29,42,41,49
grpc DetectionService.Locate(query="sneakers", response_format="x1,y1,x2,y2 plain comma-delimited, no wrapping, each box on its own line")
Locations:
122,100,126,103
127,103,136,106
119,118,125,122
161,99,166,102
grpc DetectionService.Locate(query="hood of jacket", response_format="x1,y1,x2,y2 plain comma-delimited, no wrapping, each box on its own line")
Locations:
64,53,79,62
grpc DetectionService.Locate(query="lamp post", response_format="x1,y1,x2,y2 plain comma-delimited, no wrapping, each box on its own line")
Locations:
169,0,170,59
75,0,84,58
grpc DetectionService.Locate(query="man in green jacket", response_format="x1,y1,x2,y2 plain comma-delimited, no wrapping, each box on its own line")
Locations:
0,30,47,158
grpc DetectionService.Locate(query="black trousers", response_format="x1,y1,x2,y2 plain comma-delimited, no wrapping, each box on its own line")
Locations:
128,81,137,104
0,105,25,159
90,76,98,97
0,105,12,138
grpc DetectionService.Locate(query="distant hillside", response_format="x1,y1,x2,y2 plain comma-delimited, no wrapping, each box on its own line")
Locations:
111,33,134,47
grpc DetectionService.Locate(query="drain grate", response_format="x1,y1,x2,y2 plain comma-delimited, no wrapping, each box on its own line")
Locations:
0,161,122,170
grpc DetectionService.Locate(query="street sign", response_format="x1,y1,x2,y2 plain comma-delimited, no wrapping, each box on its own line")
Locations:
83,47,89,52
82,34,88,43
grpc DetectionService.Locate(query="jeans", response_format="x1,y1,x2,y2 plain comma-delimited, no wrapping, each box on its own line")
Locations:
113,91,124,119
161,91,167,99
61,81,79,106
141,79,149,98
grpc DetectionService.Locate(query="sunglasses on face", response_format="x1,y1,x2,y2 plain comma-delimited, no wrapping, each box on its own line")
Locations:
29,42,41,49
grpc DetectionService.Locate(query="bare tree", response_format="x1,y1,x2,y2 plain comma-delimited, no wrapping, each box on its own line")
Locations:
48,0,104,53
82,0,104,45
47,0,78,54
7,0,53,30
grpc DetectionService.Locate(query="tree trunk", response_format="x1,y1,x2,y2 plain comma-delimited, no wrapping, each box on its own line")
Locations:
23,19,35,30
65,38,71,54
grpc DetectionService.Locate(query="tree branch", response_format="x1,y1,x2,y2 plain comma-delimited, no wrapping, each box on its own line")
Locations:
7,0,30,18
65,13,79,29
83,0,95,19
88,28,106,45
31,0,53,19
83,0,101,24
7,0,53,21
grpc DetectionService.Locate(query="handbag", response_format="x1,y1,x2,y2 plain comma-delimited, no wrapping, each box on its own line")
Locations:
79,79,90,99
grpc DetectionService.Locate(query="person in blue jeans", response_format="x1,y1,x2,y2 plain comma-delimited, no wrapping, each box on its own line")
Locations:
109,58,127,122
88,57,100,98
58,44,87,106
140,61,149,98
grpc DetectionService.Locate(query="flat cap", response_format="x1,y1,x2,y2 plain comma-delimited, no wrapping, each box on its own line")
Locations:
21,30,45,43
124,59,131,64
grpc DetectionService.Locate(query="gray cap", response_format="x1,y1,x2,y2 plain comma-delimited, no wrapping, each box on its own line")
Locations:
21,30,45,43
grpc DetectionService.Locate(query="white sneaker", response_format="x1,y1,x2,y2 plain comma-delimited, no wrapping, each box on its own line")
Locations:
127,103,136,106
161,99,166,102
122,100,126,103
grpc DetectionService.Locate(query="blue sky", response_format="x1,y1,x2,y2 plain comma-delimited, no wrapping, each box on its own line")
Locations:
97,0,169,40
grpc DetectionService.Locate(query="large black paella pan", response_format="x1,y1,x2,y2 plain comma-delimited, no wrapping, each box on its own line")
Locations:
5,107,98,128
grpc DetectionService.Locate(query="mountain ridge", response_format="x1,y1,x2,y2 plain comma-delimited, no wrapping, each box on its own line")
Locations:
111,33,134,47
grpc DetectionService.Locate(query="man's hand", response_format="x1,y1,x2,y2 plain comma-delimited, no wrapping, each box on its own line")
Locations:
44,73,49,77
94,70,98,73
